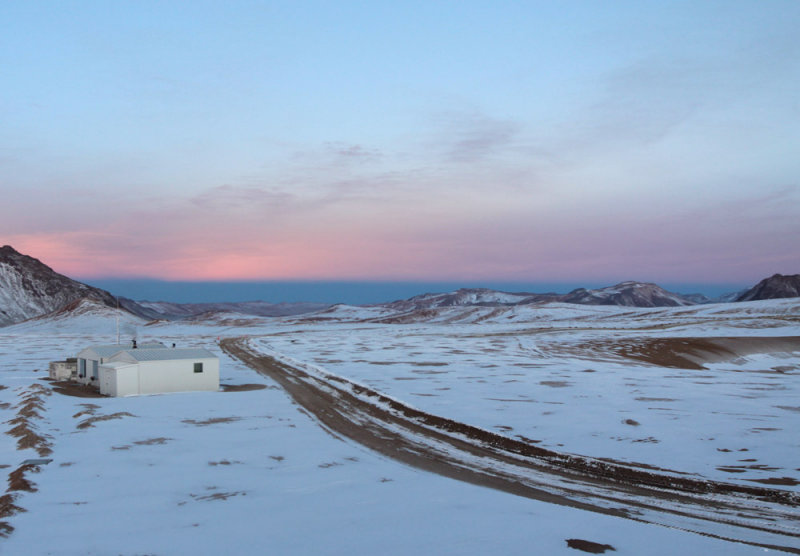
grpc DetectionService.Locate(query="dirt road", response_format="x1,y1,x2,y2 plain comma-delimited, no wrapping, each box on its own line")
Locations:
221,337,800,553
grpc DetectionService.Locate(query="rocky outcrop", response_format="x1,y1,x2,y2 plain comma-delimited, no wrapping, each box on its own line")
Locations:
0,245,119,326
736,274,800,302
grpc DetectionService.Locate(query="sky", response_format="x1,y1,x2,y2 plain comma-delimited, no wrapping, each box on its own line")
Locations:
2,1,799,288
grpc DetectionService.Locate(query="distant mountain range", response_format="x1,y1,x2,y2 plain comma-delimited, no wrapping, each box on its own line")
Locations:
0,245,798,326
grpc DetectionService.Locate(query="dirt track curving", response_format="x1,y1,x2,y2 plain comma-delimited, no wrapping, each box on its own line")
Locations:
221,337,800,553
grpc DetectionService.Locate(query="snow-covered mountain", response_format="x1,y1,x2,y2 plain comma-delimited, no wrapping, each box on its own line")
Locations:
0,246,328,325
0,245,121,326
383,288,560,311
382,282,695,310
560,281,695,307
736,273,800,302
134,300,330,319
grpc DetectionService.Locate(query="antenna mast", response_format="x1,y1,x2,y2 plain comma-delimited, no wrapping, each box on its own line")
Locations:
116,297,120,344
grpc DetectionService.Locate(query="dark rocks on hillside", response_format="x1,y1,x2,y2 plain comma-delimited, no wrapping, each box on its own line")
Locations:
560,282,694,308
0,245,121,326
736,274,800,302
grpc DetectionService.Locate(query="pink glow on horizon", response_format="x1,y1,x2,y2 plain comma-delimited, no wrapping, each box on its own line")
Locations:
7,202,799,286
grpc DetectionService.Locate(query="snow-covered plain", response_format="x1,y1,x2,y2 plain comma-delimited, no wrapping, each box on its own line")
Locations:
1,298,798,554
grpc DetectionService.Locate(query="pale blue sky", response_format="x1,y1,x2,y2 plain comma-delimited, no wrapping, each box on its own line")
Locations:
2,1,798,284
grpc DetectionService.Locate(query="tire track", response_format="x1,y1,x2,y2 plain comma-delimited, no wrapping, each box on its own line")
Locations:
221,337,800,553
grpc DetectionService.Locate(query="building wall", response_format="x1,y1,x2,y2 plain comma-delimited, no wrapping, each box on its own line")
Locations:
99,364,139,397
137,357,219,395
76,357,89,385
76,354,101,386
99,358,219,396
49,361,77,380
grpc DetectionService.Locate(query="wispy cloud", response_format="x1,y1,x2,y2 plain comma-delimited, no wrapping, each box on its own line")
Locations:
430,110,522,163
324,142,382,162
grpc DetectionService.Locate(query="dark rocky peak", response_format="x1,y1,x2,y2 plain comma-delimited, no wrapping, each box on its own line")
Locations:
736,274,800,302
0,245,121,326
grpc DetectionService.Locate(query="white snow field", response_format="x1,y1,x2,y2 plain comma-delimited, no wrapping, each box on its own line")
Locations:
1,298,798,555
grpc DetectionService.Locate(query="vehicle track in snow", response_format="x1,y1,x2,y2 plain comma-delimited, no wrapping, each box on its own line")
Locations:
221,337,800,554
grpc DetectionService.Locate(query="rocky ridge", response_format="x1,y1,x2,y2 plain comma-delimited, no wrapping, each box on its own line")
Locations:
0,245,121,326
736,274,800,302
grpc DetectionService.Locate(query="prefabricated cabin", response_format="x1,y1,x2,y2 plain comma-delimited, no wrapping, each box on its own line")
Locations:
98,348,219,397
76,342,166,386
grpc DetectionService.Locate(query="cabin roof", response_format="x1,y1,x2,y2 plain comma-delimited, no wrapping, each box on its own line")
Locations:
111,348,217,362
79,343,166,359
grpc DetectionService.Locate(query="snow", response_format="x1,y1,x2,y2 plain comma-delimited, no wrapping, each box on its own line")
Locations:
1,299,798,554
257,328,799,485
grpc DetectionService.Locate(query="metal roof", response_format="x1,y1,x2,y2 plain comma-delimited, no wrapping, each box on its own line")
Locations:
112,348,217,362
99,361,137,369
80,343,165,359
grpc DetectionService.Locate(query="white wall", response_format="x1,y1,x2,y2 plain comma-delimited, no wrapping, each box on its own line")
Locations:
137,357,219,395
100,365,140,397
99,358,219,396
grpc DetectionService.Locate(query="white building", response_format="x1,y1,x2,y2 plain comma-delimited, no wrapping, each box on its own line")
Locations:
98,348,219,397
76,342,165,386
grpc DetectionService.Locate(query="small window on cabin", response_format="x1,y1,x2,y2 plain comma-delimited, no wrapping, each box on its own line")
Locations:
194,362,203,373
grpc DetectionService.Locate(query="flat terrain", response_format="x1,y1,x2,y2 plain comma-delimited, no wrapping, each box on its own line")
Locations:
0,298,798,554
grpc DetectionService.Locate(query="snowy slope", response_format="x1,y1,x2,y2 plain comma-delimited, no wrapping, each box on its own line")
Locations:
1,299,798,554
561,281,695,307
0,246,120,326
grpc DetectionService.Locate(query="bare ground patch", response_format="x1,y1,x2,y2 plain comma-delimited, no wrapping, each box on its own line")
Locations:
50,381,104,398
191,491,246,502
133,437,171,446
7,464,39,493
0,494,24,538
5,384,53,456
566,538,616,553
219,383,267,392
77,412,135,430
182,416,241,426
545,335,800,370
617,336,798,369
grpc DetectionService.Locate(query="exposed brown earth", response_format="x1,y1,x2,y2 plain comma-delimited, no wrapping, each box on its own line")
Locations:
566,538,616,553
5,385,52,456
76,412,135,430
50,380,105,398
1,384,55,536
133,437,171,446
559,336,800,369
182,416,241,426
221,337,800,553
7,464,39,493
0,494,24,537
219,383,267,392
632,336,800,368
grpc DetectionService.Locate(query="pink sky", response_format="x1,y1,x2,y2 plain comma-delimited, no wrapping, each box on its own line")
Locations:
6,179,798,285
2,3,799,286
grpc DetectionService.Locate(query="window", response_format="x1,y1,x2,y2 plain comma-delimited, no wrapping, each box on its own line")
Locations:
194,362,203,373
79,358,86,378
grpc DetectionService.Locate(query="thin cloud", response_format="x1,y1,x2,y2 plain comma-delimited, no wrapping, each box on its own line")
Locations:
324,142,382,162
431,110,522,163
